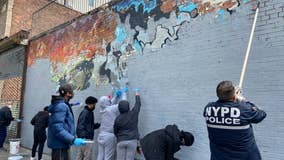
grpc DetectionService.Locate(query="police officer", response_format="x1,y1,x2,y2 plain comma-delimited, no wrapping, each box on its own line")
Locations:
204,80,266,160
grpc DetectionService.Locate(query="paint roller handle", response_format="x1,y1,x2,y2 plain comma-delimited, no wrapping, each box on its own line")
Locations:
85,140,94,144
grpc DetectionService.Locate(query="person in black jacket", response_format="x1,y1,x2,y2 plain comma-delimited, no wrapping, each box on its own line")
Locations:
0,102,14,151
76,96,100,160
31,106,49,160
140,124,194,160
114,88,141,160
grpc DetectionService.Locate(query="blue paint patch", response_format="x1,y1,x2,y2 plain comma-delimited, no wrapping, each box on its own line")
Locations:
243,0,250,3
115,26,127,43
177,13,191,24
114,0,157,13
218,9,225,22
120,43,128,53
178,2,197,13
134,40,142,54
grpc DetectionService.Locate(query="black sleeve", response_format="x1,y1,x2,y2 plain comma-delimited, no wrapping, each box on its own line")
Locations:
94,123,101,129
131,95,141,114
5,110,14,122
31,114,36,125
243,102,267,124
44,114,49,128
113,120,118,137
76,111,87,136
165,138,180,160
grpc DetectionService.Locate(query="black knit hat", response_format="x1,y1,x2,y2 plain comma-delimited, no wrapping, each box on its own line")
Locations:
59,84,74,96
180,131,194,146
85,96,98,104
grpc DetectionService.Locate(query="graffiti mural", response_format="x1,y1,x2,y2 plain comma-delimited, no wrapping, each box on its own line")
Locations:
27,0,256,90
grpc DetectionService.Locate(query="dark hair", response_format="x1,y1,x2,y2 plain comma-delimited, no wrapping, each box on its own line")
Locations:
181,131,194,146
44,106,48,111
216,80,235,101
59,84,74,96
85,96,98,104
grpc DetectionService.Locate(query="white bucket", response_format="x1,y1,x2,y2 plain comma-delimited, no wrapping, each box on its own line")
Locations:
8,156,23,160
9,139,21,155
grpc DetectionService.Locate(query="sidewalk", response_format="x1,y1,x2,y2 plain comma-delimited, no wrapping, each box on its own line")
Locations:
0,143,51,160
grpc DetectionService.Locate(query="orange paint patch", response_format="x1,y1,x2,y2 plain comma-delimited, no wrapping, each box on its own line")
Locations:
28,10,117,67
161,0,177,13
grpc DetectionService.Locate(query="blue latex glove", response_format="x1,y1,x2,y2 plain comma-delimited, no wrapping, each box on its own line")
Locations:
123,86,129,93
73,138,86,146
133,88,139,93
116,90,122,98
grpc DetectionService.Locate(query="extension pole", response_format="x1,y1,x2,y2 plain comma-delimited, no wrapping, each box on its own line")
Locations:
238,3,260,89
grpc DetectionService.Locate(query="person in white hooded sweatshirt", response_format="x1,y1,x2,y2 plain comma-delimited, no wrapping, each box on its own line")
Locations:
97,87,128,160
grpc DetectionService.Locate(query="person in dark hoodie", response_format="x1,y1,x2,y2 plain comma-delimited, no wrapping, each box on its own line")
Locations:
30,106,49,160
204,80,266,160
114,88,141,160
48,84,86,160
0,102,14,151
140,124,194,160
76,96,100,160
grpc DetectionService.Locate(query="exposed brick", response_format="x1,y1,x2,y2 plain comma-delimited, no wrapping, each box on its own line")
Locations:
31,2,81,37
10,0,81,37
0,0,8,39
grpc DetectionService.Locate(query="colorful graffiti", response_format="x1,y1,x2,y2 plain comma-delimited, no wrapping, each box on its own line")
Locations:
27,0,256,90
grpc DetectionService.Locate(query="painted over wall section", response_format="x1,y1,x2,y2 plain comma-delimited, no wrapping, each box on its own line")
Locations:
22,0,284,159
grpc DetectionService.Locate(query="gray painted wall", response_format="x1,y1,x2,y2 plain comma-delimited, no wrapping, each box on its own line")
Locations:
0,46,25,80
21,0,284,159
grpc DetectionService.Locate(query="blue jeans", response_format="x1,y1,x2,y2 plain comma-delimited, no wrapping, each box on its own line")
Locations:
0,125,7,148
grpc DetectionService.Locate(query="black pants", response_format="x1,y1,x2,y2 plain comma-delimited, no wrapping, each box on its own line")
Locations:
0,125,7,148
52,148,69,160
32,129,46,160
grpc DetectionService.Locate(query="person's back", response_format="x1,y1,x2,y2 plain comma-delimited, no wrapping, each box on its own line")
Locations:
114,88,141,160
31,107,49,160
204,81,266,160
97,93,121,160
31,110,49,131
141,125,179,160
100,105,119,132
140,124,194,160
114,94,141,142
99,96,119,134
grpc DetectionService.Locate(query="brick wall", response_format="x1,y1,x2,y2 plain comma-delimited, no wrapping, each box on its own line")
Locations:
10,0,49,35
31,2,81,37
0,46,26,139
0,0,8,39
10,0,81,37
22,0,284,159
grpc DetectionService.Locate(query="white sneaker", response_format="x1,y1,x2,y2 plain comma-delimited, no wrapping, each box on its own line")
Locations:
30,157,36,160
